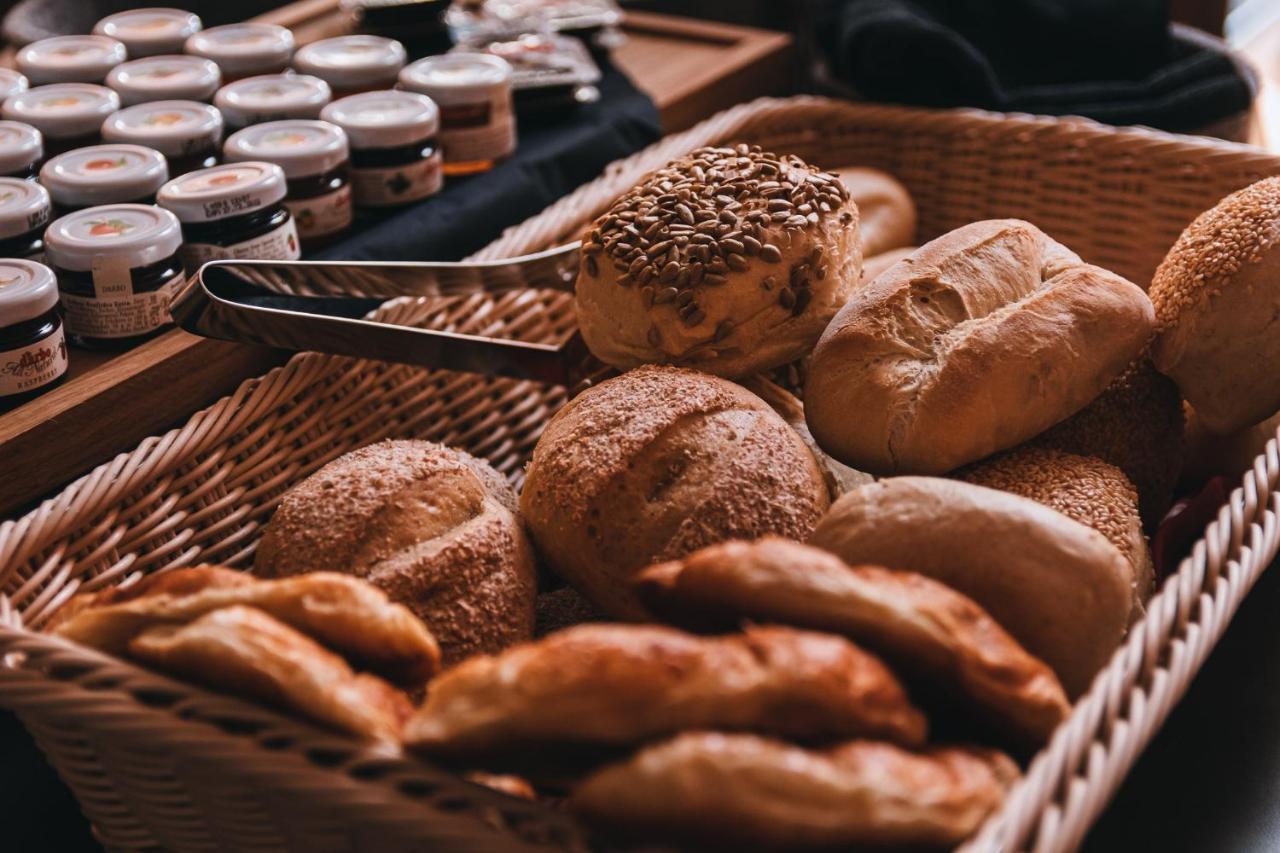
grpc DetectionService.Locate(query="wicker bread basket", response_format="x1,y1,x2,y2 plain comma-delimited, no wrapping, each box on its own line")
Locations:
4,96,1280,852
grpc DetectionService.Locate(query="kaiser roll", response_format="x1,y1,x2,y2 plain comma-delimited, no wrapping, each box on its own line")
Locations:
1150,176,1280,433
575,144,862,378
809,476,1136,696
833,166,916,256
804,219,1156,475
520,365,830,619
255,440,537,665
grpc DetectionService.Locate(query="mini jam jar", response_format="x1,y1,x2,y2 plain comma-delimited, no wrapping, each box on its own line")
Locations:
44,203,184,348
0,69,29,105
1,84,121,158
185,24,295,82
94,8,203,58
292,36,407,97
224,120,352,247
320,90,441,208
102,101,222,176
40,144,170,216
398,54,515,176
0,260,68,409
214,74,332,131
0,177,51,259
106,55,222,107
0,121,43,179
158,161,300,272
16,35,128,86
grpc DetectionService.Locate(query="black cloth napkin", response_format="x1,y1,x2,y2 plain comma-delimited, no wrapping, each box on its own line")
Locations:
816,0,1255,132
314,55,661,262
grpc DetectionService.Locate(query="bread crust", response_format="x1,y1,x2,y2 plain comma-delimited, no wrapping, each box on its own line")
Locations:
833,166,916,256
809,477,1135,697
805,219,1156,474
404,623,926,754
635,537,1069,747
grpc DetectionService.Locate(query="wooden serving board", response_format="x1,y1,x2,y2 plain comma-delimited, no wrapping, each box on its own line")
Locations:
0,8,792,516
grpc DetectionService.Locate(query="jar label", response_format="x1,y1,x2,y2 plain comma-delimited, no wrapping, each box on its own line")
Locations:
181,216,301,268
351,152,442,207
285,184,353,241
439,95,515,165
62,275,180,338
0,323,68,397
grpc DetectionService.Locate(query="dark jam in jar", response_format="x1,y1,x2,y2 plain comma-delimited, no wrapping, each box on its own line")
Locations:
40,144,170,217
102,101,224,177
157,161,300,273
1,83,121,158
0,120,41,179
320,90,442,208
0,260,68,410
0,177,51,259
224,119,352,249
44,204,185,349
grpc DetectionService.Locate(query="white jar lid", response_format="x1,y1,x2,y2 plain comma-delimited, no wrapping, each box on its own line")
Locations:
185,24,295,78
106,55,222,106
2,84,121,140
321,90,438,149
0,121,42,174
224,120,349,179
398,54,513,105
293,36,406,90
0,69,29,104
0,258,58,324
101,100,222,158
40,144,170,207
0,177,50,240
94,8,203,58
157,160,287,223
214,74,332,127
17,35,129,86
45,203,183,272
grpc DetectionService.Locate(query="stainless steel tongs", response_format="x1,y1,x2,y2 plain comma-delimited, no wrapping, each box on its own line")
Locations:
169,243,601,387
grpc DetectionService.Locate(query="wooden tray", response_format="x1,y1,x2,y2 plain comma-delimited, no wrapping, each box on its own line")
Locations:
0,7,792,516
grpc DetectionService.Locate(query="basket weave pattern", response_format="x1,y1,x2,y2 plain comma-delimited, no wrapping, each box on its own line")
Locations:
3,97,1280,852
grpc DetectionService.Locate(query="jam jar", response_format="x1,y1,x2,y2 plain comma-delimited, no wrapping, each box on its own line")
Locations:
16,35,128,86
224,120,352,248
398,54,515,176
2,84,121,158
292,35,406,97
0,177,51,259
45,203,184,348
41,144,170,216
102,101,222,176
185,23,295,82
95,8,203,58
158,161,300,272
0,121,43,179
215,74,332,131
0,259,68,410
321,90,441,208
0,69,29,105
106,54,222,107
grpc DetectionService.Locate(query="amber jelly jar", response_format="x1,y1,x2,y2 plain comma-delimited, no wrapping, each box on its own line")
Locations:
397,54,515,177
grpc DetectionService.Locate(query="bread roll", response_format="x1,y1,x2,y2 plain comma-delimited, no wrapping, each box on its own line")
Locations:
520,365,830,619
1150,177,1280,433
1182,405,1280,487
862,245,915,282
635,538,1069,747
809,477,1135,696
255,440,536,665
1032,357,1184,526
833,167,916,256
405,623,926,754
571,733,1015,851
575,144,861,378
804,219,1156,475
959,448,1153,606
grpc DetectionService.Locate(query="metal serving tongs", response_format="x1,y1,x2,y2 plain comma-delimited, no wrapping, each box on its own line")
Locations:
169,242,603,387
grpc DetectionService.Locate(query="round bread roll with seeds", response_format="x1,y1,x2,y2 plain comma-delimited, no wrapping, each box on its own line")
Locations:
1151,177,1280,433
520,365,830,619
575,144,862,379
833,166,916,257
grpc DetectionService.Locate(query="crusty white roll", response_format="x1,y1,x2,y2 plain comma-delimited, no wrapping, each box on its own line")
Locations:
804,219,1156,475
575,144,861,378
809,476,1136,697
1151,177,1280,433
833,167,916,256
862,245,915,282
